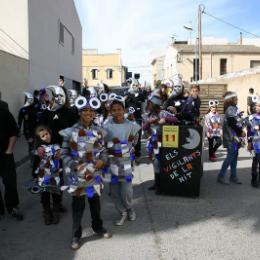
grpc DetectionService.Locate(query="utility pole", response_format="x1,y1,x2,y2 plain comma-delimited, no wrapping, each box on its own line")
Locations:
198,4,205,80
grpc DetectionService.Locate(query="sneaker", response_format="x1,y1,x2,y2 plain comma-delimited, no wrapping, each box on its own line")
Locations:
230,178,242,184
115,212,127,226
10,208,23,221
148,184,156,191
71,237,80,250
128,209,136,221
251,181,259,188
94,228,112,239
217,177,230,185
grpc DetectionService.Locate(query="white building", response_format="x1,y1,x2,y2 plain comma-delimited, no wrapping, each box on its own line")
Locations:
0,0,82,115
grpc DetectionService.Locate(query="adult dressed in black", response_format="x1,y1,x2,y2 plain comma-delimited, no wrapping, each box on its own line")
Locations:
0,108,23,220
125,83,145,163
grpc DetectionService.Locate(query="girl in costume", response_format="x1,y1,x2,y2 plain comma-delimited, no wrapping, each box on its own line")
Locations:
34,125,62,225
205,100,222,161
60,95,111,250
217,92,244,185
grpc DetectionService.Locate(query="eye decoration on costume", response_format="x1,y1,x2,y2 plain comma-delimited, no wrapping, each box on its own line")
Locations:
109,93,117,101
75,96,101,111
208,100,219,108
252,95,260,104
128,107,135,114
99,93,109,102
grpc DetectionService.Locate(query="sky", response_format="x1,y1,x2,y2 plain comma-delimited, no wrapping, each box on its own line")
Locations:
74,0,260,83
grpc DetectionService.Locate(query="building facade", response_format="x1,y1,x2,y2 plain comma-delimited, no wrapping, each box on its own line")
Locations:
164,43,260,83
82,49,126,88
151,56,165,87
0,0,82,115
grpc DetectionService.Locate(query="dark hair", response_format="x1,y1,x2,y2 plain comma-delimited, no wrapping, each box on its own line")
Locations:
223,91,237,111
146,100,161,113
110,100,125,109
34,125,52,147
249,88,254,94
33,90,40,96
103,84,110,93
190,84,200,91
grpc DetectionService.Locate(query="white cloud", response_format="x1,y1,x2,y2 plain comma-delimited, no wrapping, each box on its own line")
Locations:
75,0,250,82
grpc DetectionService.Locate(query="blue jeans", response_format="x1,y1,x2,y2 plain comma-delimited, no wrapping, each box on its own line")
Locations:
218,144,238,180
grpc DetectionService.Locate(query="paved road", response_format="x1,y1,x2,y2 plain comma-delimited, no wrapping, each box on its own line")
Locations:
1,140,260,260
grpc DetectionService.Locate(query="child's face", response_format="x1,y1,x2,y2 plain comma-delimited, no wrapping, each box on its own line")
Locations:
210,106,217,113
256,104,260,113
80,108,95,125
190,88,199,98
39,130,51,144
111,104,125,122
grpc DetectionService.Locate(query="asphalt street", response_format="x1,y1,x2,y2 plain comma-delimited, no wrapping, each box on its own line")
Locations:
1,138,260,260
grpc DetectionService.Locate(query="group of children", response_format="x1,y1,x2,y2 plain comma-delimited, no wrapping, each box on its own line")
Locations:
17,79,260,250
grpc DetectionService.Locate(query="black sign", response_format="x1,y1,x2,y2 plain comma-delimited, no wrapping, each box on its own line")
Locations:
160,125,203,197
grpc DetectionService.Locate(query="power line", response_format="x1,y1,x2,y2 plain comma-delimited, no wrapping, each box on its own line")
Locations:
203,10,260,38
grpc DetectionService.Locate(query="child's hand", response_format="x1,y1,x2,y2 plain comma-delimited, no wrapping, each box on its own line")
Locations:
95,160,105,169
158,118,166,125
247,143,253,151
167,106,177,114
128,135,135,142
37,147,45,158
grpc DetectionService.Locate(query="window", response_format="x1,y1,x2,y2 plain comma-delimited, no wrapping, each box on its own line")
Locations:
59,22,64,45
220,58,227,75
91,69,98,80
193,58,199,81
106,69,113,79
59,20,75,54
250,60,260,68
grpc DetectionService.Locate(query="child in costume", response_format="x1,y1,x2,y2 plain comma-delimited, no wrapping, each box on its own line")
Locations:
60,95,111,250
247,97,260,188
217,92,244,185
181,85,201,124
143,91,178,194
103,96,140,226
205,100,222,161
34,125,62,225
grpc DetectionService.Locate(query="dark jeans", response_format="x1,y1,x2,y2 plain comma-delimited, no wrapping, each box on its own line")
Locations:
72,195,104,238
208,136,222,157
252,153,260,182
0,153,19,214
41,191,61,211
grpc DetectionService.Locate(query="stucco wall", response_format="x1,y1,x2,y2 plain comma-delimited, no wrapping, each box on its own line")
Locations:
227,73,260,113
0,0,29,59
28,0,82,89
0,51,29,117
164,46,260,83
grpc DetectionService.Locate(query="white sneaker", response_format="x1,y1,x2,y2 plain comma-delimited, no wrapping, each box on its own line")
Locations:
71,237,80,250
115,212,127,226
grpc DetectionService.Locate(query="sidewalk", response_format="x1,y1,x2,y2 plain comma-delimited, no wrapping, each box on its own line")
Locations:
14,135,29,167
2,143,260,260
